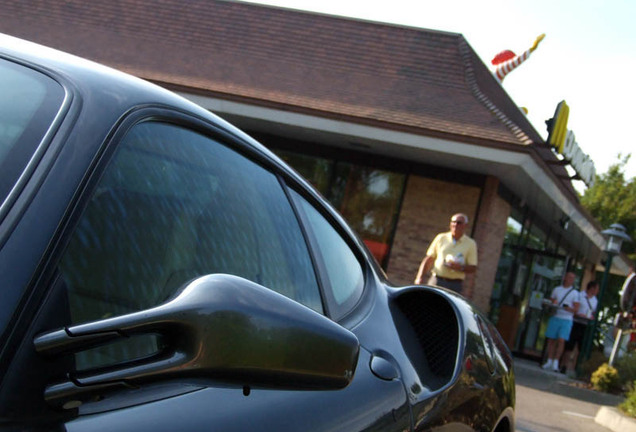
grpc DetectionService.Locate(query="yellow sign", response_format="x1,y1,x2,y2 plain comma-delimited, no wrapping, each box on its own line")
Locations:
546,101,596,187
547,101,570,153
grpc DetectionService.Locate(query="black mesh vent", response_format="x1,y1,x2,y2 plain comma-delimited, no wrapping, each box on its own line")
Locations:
393,291,459,389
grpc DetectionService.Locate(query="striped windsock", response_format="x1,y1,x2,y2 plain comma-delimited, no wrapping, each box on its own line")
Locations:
494,48,532,81
492,34,545,82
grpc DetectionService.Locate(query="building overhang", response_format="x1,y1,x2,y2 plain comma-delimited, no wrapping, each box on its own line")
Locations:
180,92,630,274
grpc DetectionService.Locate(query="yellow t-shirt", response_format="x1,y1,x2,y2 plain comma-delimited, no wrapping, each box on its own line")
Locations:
426,232,478,280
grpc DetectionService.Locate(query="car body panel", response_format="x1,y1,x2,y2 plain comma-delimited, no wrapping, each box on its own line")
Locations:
64,348,410,432
0,33,514,432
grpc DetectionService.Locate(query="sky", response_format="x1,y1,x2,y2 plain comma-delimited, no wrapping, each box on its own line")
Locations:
240,0,636,185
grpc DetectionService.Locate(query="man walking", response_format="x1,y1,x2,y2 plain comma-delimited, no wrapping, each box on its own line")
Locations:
414,213,477,294
542,272,580,372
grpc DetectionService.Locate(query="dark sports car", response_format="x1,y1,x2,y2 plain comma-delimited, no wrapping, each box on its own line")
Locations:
0,33,514,431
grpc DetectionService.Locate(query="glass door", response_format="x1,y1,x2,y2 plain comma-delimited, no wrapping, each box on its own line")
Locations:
515,254,566,356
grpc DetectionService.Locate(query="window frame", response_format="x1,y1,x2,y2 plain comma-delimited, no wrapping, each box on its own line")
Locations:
284,185,368,322
20,105,371,367
64,109,334,312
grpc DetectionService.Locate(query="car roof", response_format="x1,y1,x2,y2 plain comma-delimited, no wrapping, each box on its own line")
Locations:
1,33,161,101
0,32,278,157
1,33,195,110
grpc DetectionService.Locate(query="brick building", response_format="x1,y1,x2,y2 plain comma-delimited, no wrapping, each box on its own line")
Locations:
2,0,629,355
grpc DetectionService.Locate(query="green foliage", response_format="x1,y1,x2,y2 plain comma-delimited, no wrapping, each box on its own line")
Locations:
593,301,623,350
580,154,636,261
620,381,636,418
591,363,621,393
579,350,608,381
616,351,636,388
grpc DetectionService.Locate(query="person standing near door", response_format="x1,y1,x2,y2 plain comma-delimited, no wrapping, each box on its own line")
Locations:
561,280,599,375
542,272,580,372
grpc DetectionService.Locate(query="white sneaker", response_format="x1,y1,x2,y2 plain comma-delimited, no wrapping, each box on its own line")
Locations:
541,360,552,370
552,363,560,372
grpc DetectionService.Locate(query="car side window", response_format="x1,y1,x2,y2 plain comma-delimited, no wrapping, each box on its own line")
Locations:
58,121,323,369
290,189,364,320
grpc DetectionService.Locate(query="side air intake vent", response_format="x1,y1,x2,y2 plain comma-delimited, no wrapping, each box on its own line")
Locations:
392,291,459,390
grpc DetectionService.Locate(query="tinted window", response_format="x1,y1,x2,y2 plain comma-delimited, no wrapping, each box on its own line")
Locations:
291,190,363,320
0,59,64,204
58,121,322,368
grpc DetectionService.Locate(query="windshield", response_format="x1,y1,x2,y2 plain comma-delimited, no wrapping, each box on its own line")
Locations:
0,58,65,205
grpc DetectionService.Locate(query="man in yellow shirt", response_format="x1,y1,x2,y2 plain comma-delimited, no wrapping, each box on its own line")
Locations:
414,213,478,294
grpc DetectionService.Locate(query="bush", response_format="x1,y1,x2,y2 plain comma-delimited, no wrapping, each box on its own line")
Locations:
615,351,636,388
591,363,621,393
579,350,608,381
620,381,636,418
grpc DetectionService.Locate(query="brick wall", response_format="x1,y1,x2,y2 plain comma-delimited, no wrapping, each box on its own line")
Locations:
386,175,480,284
386,174,510,314
470,177,510,312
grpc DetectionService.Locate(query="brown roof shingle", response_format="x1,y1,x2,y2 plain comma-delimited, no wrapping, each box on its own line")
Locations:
0,0,545,147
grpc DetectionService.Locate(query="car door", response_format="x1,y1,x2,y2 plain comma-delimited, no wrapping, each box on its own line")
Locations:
1,111,410,431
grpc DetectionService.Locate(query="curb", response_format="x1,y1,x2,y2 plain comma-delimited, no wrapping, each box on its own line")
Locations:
552,380,624,406
513,357,635,430
595,406,636,432
513,359,624,405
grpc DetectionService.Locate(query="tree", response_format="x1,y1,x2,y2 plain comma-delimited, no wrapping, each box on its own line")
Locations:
581,154,636,261
580,155,635,352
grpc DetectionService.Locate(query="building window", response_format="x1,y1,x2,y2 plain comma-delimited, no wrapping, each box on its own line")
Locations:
526,222,548,251
276,150,405,267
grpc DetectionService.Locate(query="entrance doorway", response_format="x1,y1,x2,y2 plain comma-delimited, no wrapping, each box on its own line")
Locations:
514,253,566,358
492,245,568,359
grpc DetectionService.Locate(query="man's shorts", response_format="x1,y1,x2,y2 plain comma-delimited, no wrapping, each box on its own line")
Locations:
429,275,463,293
545,316,574,341
564,321,587,350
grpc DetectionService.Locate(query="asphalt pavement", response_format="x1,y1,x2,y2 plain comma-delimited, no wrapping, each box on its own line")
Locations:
514,356,635,432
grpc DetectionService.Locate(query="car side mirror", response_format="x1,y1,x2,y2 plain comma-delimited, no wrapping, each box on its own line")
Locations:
35,274,359,408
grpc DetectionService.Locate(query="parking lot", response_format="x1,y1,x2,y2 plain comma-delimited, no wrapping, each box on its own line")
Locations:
514,357,629,432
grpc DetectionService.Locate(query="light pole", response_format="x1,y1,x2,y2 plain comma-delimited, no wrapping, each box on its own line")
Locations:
579,223,632,364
